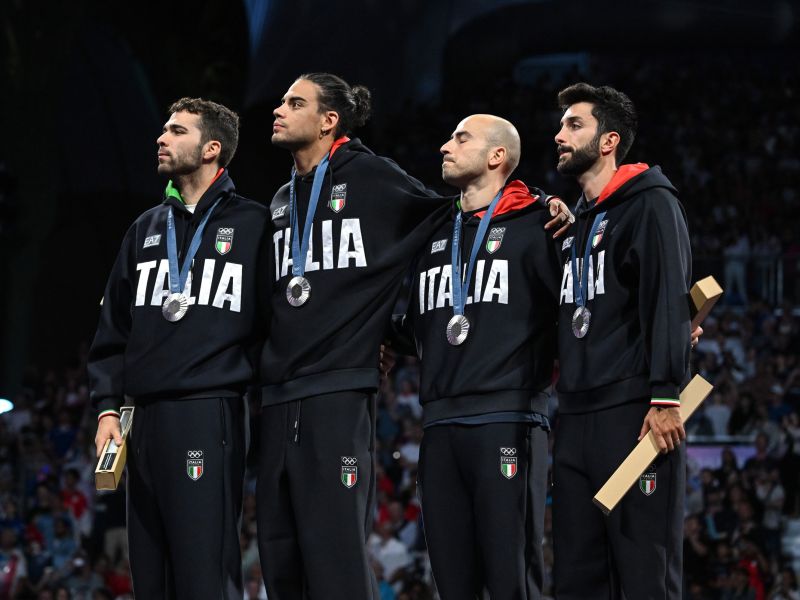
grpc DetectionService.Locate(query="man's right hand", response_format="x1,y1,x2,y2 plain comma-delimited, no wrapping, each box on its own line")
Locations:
95,416,123,458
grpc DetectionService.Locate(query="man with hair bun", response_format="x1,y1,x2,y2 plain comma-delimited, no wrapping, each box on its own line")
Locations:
89,98,270,599
257,72,451,599
551,82,692,599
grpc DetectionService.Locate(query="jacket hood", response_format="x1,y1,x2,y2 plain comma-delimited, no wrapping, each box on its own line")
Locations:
455,180,548,222
576,164,677,215
162,168,235,214
295,136,375,183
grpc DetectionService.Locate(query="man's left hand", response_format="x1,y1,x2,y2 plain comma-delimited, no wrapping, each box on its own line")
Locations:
638,406,686,453
544,197,574,239
691,325,703,349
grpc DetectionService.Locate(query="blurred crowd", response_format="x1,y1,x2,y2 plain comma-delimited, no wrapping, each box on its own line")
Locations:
1,52,799,599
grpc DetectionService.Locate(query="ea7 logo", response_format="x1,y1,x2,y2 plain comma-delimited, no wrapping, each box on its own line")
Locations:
431,239,447,254
272,205,288,220
143,235,161,249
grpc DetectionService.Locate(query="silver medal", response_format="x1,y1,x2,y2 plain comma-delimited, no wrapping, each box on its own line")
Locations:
162,293,189,322
572,306,591,338
286,276,311,307
446,314,470,346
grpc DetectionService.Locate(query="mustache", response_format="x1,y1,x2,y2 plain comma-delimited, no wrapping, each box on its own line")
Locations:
557,145,574,155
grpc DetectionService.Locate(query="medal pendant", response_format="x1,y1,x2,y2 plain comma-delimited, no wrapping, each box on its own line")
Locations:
572,306,591,338
162,293,189,322
446,314,471,346
286,276,311,307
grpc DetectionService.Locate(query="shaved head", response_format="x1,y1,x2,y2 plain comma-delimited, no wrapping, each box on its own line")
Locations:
440,114,522,189
474,114,521,176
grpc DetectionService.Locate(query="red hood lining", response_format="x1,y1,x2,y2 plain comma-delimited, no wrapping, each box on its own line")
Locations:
596,163,649,205
329,136,351,159
474,180,538,219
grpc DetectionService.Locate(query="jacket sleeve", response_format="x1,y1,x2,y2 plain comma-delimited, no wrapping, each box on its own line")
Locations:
633,192,692,405
87,224,137,417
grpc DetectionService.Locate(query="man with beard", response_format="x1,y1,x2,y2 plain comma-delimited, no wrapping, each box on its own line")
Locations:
395,114,562,599
550,83,691,599
90,98,269,599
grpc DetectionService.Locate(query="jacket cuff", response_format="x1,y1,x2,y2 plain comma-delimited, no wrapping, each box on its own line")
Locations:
96,397,123,420
650,383,680,407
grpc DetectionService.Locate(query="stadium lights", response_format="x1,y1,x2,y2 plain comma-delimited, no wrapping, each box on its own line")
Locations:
0,398,14,414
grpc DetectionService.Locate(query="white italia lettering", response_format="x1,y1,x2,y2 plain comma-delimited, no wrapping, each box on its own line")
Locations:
435,265,452,309
150,260,171,306
419,271,426,315
595,250,605,296
426,266,441,313
467,259,486,305
280,227,293,279
273,230,284,281
134,259,243,313
559,262,573,304
322,221,334,270
135,261,157,306
182,267,196,305
212,263,242,312
273,219,368,281
338,219,367,268
198,259,216,305
417,259,509,313
559,252,605,305
482,261,508,304
305,233,320,273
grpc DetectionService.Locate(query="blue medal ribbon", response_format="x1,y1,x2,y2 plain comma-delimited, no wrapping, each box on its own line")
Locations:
451,189,504,316
288,155,330,278
166,197,223,294
570,210,607,308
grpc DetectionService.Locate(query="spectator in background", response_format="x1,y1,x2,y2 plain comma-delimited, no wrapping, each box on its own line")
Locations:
368,521,412,592
60,469,89,539
722,565,757,600
395,380,421,420
0,527,27,599
707,391,733,436
768,567,800,600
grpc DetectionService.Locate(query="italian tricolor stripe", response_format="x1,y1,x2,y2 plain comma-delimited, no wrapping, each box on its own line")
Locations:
650,398,680,407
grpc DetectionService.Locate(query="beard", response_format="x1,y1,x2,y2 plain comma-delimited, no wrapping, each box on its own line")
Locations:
556,134,601,177
157,143,203,177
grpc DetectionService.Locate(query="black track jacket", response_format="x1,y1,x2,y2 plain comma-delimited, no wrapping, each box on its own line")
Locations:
88,171,271,414
401,181,561,425
555,164,692,414
260,138,448,405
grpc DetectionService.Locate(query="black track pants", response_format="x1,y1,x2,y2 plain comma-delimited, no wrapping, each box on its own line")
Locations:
257,391,379,600
418,422,548,600
552,401,685,600
126,395,247,600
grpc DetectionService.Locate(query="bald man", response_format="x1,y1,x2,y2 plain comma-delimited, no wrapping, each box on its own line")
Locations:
393,115,564,599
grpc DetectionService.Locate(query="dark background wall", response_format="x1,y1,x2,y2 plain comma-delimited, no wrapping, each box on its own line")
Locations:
0,0,797,398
